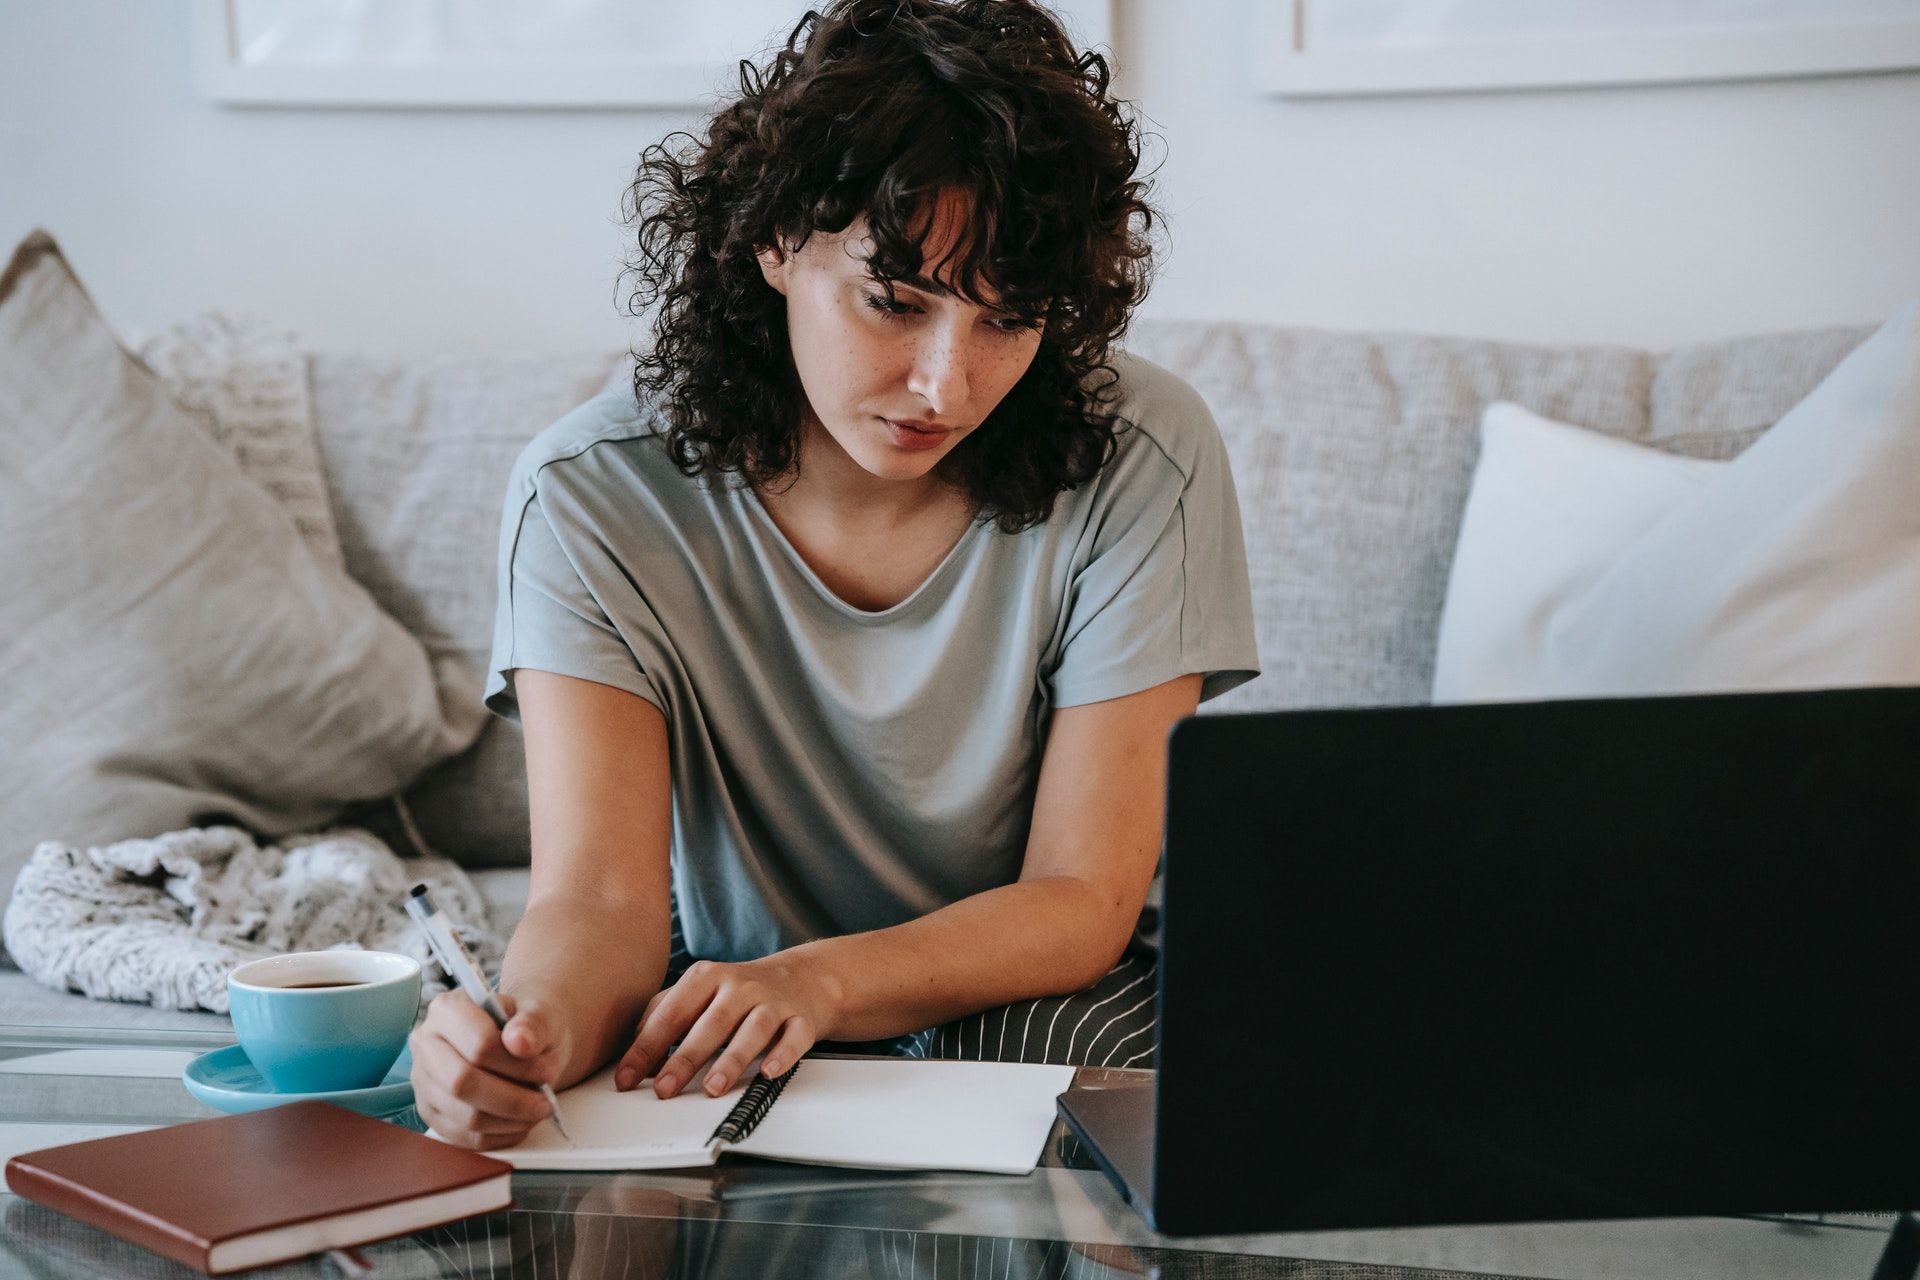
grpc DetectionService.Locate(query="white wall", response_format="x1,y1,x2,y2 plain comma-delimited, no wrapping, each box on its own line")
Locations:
3,1,1916,361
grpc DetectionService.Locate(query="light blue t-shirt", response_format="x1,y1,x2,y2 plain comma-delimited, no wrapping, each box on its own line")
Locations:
484,351,1260,962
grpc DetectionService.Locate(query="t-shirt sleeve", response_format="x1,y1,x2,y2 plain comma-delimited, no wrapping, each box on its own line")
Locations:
1047,397,1262,710
483,478,667,725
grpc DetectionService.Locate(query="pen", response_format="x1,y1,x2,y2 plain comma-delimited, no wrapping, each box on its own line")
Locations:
404,884,571,1143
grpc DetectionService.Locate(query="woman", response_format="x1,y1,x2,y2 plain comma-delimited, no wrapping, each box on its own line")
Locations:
413,0,1259,1151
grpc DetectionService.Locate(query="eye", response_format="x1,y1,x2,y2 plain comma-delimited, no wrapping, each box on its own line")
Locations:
861,291,919,318
991,314,1044,335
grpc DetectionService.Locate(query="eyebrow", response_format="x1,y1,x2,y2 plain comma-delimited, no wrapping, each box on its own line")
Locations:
877,269,1044,315
886,270,955,299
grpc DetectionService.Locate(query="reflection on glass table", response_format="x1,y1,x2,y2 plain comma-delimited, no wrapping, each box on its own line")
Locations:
0,1024,1901,1280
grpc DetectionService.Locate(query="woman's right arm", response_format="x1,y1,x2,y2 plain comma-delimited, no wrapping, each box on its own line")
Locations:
411,669,673,1149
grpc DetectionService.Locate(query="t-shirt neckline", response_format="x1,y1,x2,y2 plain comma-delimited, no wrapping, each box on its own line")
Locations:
738,483,986,624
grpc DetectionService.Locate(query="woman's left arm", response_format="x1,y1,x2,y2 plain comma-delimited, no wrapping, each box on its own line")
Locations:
616,673,1203,1098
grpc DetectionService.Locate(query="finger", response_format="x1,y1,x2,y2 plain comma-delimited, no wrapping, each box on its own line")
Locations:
417,1091,536,1151
613,994,681,1091
413,1025,556,1128
417,1087,539,1142
496,994,568,1086
652,996,752,1099
758,1015,817,1080
616,995,702,1093
414,1028,555,1127
701,1006,785,1097
414,1078,542,1152
424,989,547,1085
623,989,669,1071
616,972,713,1091
499,1007,556,1078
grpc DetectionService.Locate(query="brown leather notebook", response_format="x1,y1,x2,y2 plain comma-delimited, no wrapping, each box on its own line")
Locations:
4,1101,512,1275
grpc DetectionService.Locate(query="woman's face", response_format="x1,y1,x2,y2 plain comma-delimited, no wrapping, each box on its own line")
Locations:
755,192,1046,488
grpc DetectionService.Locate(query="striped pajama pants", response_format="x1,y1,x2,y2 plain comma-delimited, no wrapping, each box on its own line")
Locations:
896,950,1160,1069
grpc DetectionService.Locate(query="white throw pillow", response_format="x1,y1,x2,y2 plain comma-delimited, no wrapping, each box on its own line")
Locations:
1433,302,1920,702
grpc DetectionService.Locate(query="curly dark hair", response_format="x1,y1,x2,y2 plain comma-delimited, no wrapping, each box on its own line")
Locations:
621,0,1157,534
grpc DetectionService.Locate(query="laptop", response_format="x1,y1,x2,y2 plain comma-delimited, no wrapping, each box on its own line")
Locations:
1058,686,1920,1237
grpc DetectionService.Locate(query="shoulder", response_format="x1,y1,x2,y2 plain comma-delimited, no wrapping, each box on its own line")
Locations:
1091,349,1225,487
504,388,672,502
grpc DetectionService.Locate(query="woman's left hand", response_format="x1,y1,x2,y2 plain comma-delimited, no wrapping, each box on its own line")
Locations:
613,954,842,1098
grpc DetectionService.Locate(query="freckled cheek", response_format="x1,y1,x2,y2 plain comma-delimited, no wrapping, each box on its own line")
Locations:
797,314,891,407
856,331,921,396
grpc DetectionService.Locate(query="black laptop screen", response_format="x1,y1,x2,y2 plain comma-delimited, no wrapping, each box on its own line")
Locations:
1152,687,1920,1235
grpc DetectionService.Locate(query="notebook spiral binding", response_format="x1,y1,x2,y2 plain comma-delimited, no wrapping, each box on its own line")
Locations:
708,1061,801,1146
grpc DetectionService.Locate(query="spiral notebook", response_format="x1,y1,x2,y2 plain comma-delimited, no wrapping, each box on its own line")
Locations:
468,1057,1075,1176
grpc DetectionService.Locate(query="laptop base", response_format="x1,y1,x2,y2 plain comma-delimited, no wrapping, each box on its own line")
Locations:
1057,1084,1156,1228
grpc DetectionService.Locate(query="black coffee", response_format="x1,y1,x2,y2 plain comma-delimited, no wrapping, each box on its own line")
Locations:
277,980,365,989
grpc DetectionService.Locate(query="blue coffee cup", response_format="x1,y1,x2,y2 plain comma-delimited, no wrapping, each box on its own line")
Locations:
227,951,422,1093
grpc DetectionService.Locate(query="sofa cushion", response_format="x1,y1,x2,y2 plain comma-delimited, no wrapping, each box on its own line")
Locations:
0,231,485,895
1434,303,1920,700
308,353,629,866
0,965,234,1034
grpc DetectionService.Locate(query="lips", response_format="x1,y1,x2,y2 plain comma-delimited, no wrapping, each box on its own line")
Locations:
879,418,952,452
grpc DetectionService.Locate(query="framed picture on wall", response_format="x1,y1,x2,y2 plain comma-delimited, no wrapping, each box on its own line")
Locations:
194,0,1116,109
1256,0,1920,97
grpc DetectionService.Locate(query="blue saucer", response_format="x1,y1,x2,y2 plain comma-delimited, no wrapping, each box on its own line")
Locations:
182,1043,414,1118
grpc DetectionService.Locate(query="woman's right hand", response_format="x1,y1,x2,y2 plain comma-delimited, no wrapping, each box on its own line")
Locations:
409,988,569,1150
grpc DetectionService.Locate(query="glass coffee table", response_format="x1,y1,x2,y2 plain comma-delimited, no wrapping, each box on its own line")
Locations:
0,1022,1901,1280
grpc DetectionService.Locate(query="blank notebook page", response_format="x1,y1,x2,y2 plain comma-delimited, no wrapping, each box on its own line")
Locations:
497,1062,733,1171
733,1059,1074,1175
491,1058,1073,1175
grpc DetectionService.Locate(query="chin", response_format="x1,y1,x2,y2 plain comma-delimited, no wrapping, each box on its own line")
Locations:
862,453,941,479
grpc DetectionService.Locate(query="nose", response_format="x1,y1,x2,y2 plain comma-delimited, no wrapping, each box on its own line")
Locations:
904,318,971,419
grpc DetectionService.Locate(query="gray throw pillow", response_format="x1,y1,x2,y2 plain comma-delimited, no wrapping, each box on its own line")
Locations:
0,230,486,896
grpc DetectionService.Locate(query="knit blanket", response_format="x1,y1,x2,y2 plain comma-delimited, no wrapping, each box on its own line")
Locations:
2,825,504,1014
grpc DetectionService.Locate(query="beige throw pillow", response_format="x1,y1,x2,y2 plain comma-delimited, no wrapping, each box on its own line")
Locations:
0,230,486,894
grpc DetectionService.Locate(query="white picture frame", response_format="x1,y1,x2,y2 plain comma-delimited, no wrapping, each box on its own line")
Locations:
193,0,1115,109
1256,0,1920,98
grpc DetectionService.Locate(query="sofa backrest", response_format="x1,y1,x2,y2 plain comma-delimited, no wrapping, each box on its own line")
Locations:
1121,319,1872,712
309,319,1873,865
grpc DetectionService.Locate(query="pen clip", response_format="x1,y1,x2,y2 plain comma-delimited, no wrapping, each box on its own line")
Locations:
405,887,494,1008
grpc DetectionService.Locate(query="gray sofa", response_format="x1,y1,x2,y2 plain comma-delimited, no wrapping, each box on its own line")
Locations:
0,314,1875,1034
